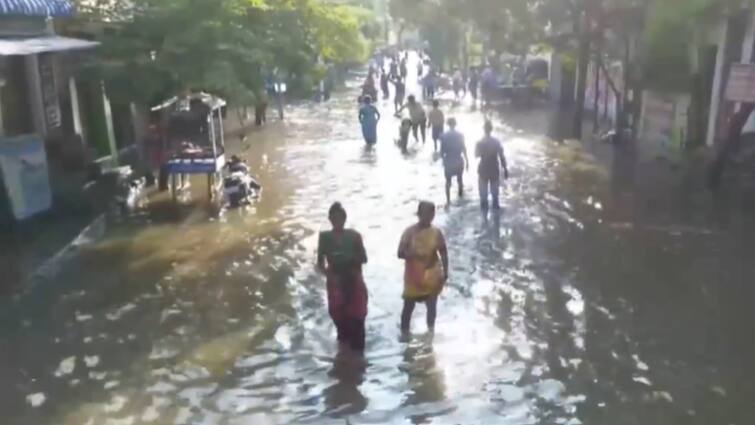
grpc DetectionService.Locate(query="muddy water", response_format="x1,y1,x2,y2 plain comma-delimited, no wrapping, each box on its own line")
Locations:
3,63,755,425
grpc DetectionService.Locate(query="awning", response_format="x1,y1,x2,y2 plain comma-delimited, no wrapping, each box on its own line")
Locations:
0,0,74,17
0,36,99,55
152,92,227,112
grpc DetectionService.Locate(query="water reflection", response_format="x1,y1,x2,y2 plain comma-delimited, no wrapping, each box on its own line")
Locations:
323,349,367,417
400,336,448,424
3,62,755,425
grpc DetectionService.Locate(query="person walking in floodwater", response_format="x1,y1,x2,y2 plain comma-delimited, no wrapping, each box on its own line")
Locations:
440,118,469,205
475,120,509,213
358,96,380,147
452,68,465,101
398,201,448,333
317,202,369,352
390,75,406,113
468,67,479,104
427,99,445,151
396,95,427,144
397,118,412,154
389,56,399,79
481,65,496,108
422,68,437,100
362,73,377,102
380,69,390,99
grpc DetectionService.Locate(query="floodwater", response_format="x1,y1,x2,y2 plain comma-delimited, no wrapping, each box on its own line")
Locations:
4,60,755,425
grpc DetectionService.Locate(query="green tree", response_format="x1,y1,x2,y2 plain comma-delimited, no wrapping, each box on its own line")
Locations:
80,0,368,106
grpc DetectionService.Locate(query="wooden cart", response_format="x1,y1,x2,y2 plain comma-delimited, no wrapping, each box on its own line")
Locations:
152,93,227,203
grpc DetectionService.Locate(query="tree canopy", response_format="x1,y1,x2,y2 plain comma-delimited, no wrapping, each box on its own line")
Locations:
79,0,370,106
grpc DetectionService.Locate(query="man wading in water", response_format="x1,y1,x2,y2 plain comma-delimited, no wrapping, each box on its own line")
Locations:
396,95,427,144
475,120,509,214
427,99,445,152
440,118,469,205
390,75,406,114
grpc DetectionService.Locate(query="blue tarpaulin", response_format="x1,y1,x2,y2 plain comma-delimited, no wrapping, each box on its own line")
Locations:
0,0,74,17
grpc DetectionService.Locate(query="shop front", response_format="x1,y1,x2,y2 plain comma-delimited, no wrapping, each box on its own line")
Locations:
0,0,99,221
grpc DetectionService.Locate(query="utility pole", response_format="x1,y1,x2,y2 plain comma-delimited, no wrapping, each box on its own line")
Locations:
573,0,595,139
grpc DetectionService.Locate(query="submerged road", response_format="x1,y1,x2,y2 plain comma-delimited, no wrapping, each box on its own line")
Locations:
3,59,755,425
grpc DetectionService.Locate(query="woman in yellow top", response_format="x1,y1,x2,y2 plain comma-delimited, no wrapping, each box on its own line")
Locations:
397,201,448,333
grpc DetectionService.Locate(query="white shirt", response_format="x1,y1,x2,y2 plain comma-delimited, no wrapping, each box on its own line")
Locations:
742,109,755,135
407,103,426,123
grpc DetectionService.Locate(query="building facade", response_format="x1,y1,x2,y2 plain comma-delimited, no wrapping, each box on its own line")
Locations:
0,0,101,221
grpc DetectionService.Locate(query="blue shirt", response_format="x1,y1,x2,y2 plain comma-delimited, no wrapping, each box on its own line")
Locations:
359,104,380,127
440,129,466,170
475,136,505,178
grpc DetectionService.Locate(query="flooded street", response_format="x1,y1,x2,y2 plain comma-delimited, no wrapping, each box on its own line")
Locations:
4,66,755,425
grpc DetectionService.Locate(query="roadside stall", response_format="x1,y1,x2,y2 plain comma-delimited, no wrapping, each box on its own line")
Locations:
152,92,226,203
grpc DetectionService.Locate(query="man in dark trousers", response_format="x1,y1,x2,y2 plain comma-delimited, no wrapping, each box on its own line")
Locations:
475,120,509,214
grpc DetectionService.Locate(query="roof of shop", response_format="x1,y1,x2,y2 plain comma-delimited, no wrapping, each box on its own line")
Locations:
0,0,74,17
152,93,227,112
0,35,98,55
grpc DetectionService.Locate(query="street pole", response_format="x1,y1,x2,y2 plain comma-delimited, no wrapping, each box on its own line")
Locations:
573,0,594,139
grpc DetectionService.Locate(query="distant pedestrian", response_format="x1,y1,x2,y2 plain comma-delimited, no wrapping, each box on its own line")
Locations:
390,75,406,113
396,95,426,144
400,57,408,79
475,120,509,213
317,202,369,352
481,65,496,108
427,99,445,151
269,69,287,120
358,96,381,146
398,201,448,333
422,69,436,100
254,92,268,126
389,58,399,79
275,87,285,120
323,70,333,101
468,67,479,103
452,68,465,101
397,118,412,154
362,74,377,101
380,70,390,99
440,118,469,204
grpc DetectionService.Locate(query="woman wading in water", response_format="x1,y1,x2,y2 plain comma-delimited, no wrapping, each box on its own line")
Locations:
317,202,369,351
398,201,448,333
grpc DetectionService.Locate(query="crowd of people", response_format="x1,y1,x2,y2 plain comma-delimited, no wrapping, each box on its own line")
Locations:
358,50,509,210
322,50,511,353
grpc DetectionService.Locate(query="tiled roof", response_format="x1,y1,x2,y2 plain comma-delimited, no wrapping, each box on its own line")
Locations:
0,0,74,17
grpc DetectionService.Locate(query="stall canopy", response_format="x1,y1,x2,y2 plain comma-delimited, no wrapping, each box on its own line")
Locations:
0,0,74,17
151,92,227,112
0,36,98,55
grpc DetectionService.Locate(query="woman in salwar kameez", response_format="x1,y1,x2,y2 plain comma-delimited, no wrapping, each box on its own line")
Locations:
398,201,448,333
317,202,369,351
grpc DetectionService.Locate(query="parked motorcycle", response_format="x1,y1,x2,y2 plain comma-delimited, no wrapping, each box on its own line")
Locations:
223,156,261,207
113,167,147,214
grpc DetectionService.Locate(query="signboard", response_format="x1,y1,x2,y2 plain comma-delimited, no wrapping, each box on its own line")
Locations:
640,91,690,158
38,53,61,130
725,63,755,102
0,135,52,220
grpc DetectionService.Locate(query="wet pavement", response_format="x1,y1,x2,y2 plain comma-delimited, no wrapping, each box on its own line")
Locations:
4,58,755,425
